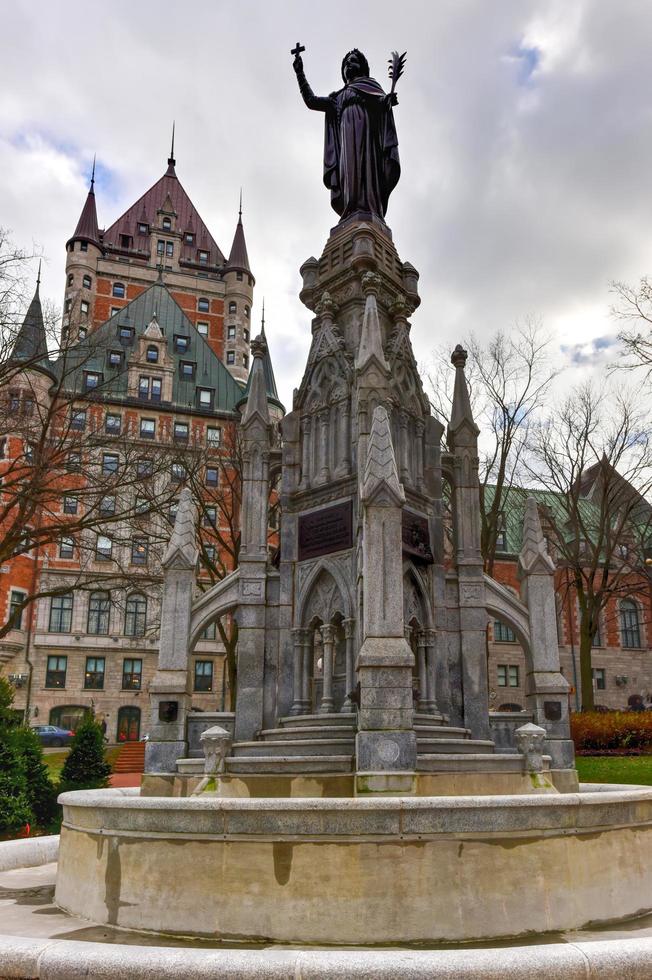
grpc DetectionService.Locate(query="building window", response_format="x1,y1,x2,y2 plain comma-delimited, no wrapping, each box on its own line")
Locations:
206,466,219,487
162,217,172,231
79,327,89,340
102,453,119,475
174,335,190,354
171,462,185,483
80,241,88,252
198,389,213,410
494,620,516,643
197,321,208,336
146,345,159,363
63,494,78,515
67,273,74,286
119,326,134,346
59,537,74,559
243,328,249,342
131,537,148,565
84,657,105,690
166,241,173,258
120,234,132,249
185,232,194,244
495,514,507,552
174,421,189,441
138,376,162,402
226,351,235,365
244,305,250,318
198,298,209,313
87,592,111,635
228,301,237,314
620,599,641,649
125,594,147,637
80,300,89,315
198,250,209,265
46,655,68,688
64,298,72,314
49,595,73,633
70,409,86,431
135,495,149,515
204,506,217,527
207,426,221,447
201,622,217,640
136,458,153,479
140,418,155,439
497,665,520,688
593,668,606,691
99,495,115,516
105,413,122,435
243,353,249,368
227,325,236,340
96,534,113,561
84,371,101,391
82,274,92,289
108,350,123,368
112,282,125,298
9,391,19,412
236,271,243,281
138,223,149,235
8,590,26,630
180,361,195,379
110,307,120,317
122,658,142,690
194,660,213,692
67,452,81,472
204,544,216,563
157,240,165,255
591,617,603,648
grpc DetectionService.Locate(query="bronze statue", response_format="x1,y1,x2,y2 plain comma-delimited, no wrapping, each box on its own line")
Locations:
292,44,404,222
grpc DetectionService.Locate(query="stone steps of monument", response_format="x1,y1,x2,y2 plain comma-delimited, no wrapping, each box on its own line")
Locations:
232,738,355,758
260,725,357,742
416,738,495,755
414,712,448,726
278,713,357,728
225,754,354,775
414,725,472,740
417,753,549,773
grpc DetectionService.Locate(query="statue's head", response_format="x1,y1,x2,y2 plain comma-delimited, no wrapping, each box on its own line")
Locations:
341,49,369,83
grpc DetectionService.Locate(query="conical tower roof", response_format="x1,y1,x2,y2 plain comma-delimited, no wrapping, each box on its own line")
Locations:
67,165,101,249
10,274,56,380
226,196,252,274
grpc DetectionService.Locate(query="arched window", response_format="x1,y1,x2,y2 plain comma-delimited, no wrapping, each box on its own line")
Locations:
112,282,125,298
67,273,73,287
228,301,237,314
87,591,111,635
620,599,641,648
82,274,92,289
125,593,147,637
146,345,159,363
244,305,250,318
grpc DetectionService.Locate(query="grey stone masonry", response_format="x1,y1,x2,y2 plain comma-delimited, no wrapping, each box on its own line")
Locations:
145,488,198,774
519,496,575,769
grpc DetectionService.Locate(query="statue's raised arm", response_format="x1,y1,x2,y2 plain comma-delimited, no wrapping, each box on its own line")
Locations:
291,46,402,222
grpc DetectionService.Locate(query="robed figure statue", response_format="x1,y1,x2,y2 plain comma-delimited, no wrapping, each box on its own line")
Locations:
293,48,401,222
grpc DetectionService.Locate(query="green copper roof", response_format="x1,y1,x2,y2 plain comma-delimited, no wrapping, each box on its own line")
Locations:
57,281,245,413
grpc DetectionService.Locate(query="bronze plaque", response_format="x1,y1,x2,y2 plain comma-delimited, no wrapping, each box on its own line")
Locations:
544,701,562,722
402,511,433,563
298,500,353,561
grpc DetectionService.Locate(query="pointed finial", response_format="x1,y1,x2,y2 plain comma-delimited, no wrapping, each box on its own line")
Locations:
261,297,265,335
168,121,176,167
36,259,41,290
238,188,243,221
90,154,96,191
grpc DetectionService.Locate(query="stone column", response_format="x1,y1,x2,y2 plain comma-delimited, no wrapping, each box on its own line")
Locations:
301,630,313,711
145,488,197,775
298,415,311,490
519,497,575,772
290,628,305,715
414,419,425,492
399,411,410,484
424,627,437,714
416,630,428,712
317,408,330,484
341,618,356,711
335,400,351,478
319,623,335,714
356,406,417,786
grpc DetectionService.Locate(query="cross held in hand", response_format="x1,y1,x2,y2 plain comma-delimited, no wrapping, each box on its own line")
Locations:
291,42,305,58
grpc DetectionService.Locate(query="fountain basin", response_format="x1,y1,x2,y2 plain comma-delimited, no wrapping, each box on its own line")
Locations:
56,785,652,945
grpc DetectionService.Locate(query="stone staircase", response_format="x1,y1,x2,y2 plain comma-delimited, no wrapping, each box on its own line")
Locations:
113,740,146,774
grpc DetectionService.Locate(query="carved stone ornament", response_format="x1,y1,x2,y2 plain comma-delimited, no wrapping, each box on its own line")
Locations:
315,290,338,318
200,725,233,775
514,722,546,774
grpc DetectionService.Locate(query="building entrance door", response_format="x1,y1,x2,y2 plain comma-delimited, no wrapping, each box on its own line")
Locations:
117,706,140,742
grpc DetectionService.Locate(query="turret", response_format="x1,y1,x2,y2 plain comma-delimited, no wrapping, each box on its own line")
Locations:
222,194,254,383
8,272,56,412
63,160,103,344
235,301,284,423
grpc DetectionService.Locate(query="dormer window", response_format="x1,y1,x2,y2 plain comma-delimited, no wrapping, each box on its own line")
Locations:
228,301,237,314
138,223,149,235
198,297,209,313
185,232,194,244
112,282,125,298
108,350,123,368
118,325,134,345
180,361,196,379
174,335,190,353
162,217,172,231
120,235,132,250
198,250,209,265
84,371,102,391
146,345,159,363
198,388,213,410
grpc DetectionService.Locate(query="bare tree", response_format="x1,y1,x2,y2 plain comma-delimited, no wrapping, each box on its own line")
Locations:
526,382,652,711
611,278,652,384
428,319,558,574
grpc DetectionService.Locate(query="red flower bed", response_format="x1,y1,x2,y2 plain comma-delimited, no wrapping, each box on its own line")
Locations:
571,711,652,753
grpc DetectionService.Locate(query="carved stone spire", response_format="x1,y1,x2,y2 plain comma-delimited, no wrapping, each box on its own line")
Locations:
519,497,555,576
355,273,390,373
162,487,197,569
242,333,271,428
361,405,405,505
448,344,479,438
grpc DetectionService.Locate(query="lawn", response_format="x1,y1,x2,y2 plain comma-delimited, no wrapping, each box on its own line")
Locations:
576,755,652,785
43,745,120,781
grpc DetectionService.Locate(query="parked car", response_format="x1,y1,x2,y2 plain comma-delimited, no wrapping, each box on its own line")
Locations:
31,725,74,747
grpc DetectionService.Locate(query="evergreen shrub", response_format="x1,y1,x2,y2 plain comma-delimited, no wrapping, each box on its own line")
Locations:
59,716,112,792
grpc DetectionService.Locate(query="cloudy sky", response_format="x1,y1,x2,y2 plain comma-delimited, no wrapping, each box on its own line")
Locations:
2,0,652,407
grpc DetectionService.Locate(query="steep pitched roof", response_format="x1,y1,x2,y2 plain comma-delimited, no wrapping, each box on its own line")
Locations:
101,169,225,267
58,282,244,413
12,281,48,364
226,211,251,273
236,318,283,414
67,180,101,249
